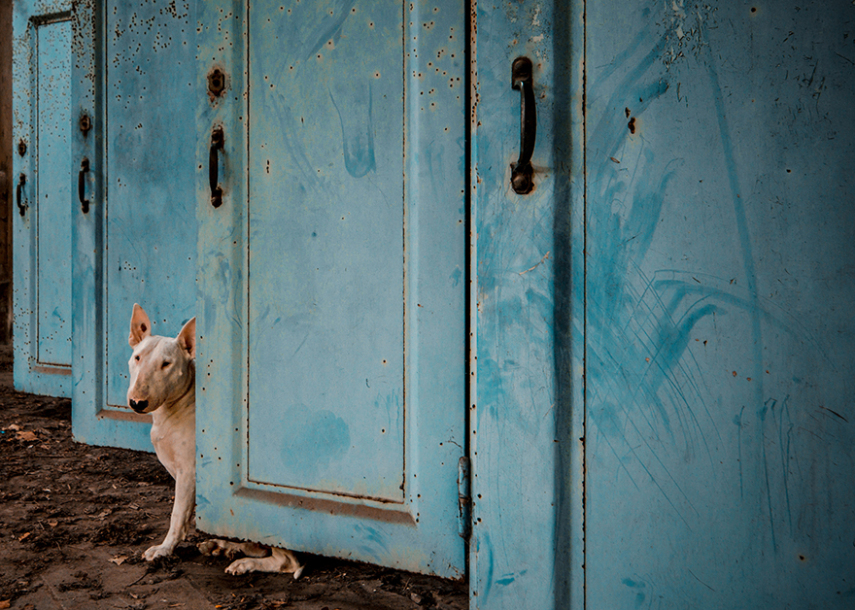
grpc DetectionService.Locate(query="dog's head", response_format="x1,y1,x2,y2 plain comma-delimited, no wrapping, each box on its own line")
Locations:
126,304,196,414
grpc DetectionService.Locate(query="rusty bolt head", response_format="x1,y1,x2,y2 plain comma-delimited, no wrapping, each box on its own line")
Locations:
208,68,226,97
511,164,534,195
79,113,92,135
511,173,533,194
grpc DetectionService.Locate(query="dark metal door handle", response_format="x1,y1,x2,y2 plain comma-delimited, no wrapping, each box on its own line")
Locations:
16,173,27,217
79,158,90,213
209,126,224,208
511,57,536,195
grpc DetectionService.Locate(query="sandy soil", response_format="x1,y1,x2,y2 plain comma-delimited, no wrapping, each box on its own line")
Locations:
0,345,467,610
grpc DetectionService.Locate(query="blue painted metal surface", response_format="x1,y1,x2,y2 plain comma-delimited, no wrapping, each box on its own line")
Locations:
195,0,467,578
71,0,197,452
12,0,74,398
584,1,855,608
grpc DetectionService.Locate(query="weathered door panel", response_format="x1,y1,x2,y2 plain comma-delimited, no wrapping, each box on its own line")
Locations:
13,1,73,397
196,0,467,577
71,0,197,451
585,1,855,607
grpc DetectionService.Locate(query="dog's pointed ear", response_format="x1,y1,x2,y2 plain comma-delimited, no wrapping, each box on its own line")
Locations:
177,317,196,359
129,304,152,347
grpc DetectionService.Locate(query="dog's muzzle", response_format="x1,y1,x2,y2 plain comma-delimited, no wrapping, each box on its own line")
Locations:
129,399,149,414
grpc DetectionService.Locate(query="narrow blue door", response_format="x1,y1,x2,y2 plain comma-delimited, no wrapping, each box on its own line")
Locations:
71,0,197,451
196,0,467,577
12,1,73,397
585,1,855,607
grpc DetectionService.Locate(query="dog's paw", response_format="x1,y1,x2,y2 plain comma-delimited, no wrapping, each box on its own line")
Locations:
224,558,257,575
197,539,241,560
143,544,172,562
196,540,220,556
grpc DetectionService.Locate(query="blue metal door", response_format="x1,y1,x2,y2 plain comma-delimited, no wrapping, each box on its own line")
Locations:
585,1,855,607
71,0,197,451
12,0,73,397
196,0,467,577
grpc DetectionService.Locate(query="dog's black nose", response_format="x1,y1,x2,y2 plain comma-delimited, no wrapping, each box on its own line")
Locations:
129,399,148,413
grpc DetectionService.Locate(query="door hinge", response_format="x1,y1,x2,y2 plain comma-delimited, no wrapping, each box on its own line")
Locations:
457,456,471,539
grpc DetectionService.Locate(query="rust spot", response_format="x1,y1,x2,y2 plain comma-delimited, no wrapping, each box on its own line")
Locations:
625,107,631,118
207,67,226,98
17,140,27,156
628,117,637,134
79,112,92,136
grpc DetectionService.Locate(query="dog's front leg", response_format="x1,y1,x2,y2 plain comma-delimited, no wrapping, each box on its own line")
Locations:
144,469,195,561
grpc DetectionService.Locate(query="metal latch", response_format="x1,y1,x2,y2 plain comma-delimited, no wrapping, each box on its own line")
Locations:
457,456,471,539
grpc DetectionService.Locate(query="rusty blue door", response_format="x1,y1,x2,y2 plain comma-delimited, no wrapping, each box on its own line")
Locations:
71,0,197,451
584,1,855,608
195,0,467,577
12,0,73,398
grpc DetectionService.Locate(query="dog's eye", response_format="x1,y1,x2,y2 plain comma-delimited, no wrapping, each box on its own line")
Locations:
134,355,140,362
161,361,171,369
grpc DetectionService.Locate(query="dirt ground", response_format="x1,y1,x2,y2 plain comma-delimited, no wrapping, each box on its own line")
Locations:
0,345,467,610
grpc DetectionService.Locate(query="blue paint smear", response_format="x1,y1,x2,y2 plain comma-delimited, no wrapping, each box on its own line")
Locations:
480,532,495,603
302,0,357,61
449,266,462,287
330,85,375,178
354,522,389,561
278,406,351,477
584,16,834,537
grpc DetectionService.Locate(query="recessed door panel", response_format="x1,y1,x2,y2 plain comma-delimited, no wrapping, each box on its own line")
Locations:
13,2,73,398
101,0,197,412
247,1,405,502
36,18,73,368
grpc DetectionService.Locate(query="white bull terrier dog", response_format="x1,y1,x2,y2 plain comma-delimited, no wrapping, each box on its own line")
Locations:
126,303,303,577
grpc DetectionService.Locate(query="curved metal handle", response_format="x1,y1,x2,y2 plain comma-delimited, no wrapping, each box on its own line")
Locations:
16,173,27,217
511,57,536,195
78,158,91,213
209,126,224,208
